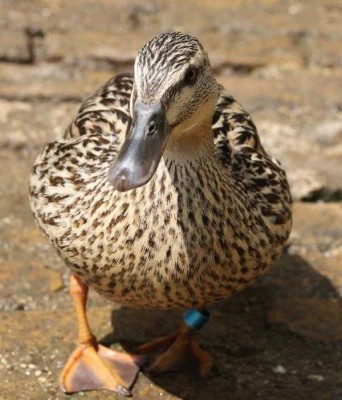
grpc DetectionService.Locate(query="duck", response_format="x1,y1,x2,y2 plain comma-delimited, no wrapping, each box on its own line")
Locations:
29,32,292,396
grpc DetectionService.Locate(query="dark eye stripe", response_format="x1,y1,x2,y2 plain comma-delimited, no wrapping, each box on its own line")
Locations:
162,81,184,107
184,67,198,85
161,66,203,107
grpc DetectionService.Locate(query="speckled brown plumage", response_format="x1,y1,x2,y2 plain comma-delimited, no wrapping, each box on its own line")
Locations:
29,33,292,310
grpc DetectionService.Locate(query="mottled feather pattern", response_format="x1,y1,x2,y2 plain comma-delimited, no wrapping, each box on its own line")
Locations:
135,32,203,104
30,73,292,309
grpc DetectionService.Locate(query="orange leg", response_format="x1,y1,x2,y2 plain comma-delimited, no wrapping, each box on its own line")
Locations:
136,314,213,377
59,274,143,396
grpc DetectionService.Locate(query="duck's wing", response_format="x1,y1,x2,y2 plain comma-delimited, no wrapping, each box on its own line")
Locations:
212,85,267,162
213,86,292,226
29,74,133,238
64,74,133,145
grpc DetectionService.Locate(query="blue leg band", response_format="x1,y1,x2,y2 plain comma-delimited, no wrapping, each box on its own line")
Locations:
183,308,210,331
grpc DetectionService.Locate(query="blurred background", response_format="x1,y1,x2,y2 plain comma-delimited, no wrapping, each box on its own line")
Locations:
0,1,341,399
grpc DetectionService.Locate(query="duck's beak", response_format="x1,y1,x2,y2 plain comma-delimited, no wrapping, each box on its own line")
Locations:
108,100,170,192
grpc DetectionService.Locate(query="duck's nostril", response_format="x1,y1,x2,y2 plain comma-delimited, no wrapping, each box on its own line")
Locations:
147,121,157,136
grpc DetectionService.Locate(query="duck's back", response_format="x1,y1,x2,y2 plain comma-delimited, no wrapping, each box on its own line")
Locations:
64,74,133,144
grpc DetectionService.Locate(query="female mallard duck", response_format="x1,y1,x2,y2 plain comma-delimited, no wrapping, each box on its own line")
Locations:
29,32,292,395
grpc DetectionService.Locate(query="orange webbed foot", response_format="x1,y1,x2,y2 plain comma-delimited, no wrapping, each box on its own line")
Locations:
60,343,144,395
136,309,213,377
61,275,144,395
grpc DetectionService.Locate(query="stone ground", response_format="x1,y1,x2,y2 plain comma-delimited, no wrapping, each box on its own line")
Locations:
0,1,341,399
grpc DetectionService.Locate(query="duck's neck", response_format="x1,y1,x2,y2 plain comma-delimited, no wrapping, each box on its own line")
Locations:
164,117,215,162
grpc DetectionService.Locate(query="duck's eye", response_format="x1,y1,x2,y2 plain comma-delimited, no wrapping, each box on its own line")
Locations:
184,67,198,85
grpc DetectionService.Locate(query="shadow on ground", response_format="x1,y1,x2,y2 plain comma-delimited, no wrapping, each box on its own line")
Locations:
101,253,342,400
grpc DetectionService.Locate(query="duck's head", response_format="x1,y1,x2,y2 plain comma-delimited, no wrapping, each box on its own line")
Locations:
108,32,218,192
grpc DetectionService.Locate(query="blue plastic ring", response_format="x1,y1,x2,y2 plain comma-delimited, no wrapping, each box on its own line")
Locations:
183,308,210,331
